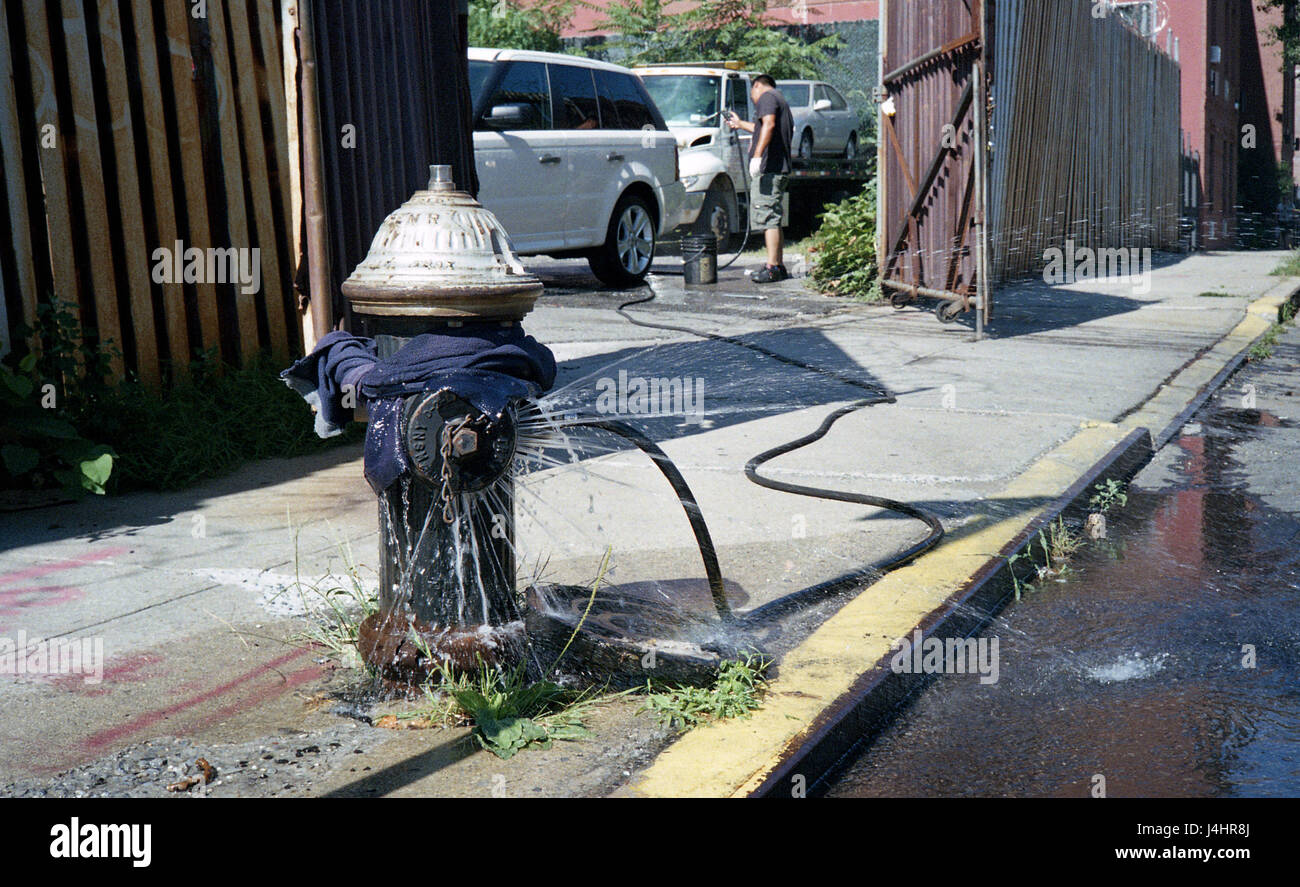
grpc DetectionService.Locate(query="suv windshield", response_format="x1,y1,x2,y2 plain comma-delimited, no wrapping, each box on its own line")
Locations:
469,59,492,106
641,74,720,126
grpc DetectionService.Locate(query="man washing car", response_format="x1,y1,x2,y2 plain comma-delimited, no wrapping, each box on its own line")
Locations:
726,74,794,283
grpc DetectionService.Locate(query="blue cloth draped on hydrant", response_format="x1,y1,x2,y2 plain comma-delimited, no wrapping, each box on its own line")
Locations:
281,327,556,494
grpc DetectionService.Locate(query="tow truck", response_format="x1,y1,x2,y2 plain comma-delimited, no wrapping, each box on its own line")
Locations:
636,61,871,246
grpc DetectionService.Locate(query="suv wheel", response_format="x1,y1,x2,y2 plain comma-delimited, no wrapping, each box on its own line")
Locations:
589,194,656,287
844,133,858,160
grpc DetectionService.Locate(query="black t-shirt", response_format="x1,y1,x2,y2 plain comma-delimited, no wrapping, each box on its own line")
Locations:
750,88,794,175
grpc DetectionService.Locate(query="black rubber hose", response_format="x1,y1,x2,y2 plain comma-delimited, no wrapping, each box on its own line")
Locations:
737,401,945,626
564,416,733,623
613,292,946,626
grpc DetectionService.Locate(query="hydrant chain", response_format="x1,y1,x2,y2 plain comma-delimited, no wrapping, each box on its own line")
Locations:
438,414,474,524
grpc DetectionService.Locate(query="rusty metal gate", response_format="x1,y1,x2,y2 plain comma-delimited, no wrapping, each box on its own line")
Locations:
877,0,991,329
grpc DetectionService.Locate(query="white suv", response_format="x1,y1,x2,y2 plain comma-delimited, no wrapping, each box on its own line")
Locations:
469,48,686,286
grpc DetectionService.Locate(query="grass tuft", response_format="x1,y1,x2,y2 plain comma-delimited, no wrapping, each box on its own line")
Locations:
639,653,770,732
399,656,606,759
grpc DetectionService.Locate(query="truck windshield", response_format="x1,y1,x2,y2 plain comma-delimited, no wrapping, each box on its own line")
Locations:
641,75,720,126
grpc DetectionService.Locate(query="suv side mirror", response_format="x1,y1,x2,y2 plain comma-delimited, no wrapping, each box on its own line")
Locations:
484,102,536,130
813,98,832,112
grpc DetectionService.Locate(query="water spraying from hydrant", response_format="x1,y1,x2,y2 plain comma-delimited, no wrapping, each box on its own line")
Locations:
284,164,553,685
283,166,944,696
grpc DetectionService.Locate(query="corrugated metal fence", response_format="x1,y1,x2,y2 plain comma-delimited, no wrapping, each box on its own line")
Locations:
308,0,478,327
987,0,1182,279
0,0,298,385
879,0,1183,303
878,0,983,310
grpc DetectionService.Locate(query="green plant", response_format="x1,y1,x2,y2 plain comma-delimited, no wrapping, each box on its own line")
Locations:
2,298,117,495
402,656,597,759
395,548,613,757
1007,517,1082,599
807,179,881,301
1249,300,1296,361
453,664,595,759
1271,251,1300,277
89,356,362,492
640,652,769,731
1042,517,1082,565
1088,478,1129,514
16,297,118,411
595,0,843,79
1007,549,1032,600
1261,0,1300,67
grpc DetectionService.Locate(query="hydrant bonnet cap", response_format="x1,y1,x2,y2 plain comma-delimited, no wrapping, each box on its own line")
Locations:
341,165,543,320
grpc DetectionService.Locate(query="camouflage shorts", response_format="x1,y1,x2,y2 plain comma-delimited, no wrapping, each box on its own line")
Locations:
749,173,788,230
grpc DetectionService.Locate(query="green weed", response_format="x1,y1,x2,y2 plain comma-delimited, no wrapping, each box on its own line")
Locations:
640,652,770,732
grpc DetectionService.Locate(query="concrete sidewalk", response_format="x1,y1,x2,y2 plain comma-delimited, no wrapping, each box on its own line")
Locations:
1,248,1295,796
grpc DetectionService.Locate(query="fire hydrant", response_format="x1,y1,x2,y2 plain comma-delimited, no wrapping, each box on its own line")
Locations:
335,165,550,684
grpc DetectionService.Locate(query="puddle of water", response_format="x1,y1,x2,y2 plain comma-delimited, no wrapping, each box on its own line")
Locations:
827,402,1300,798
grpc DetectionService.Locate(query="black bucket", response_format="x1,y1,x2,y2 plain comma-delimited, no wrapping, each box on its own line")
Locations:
681,233,718,285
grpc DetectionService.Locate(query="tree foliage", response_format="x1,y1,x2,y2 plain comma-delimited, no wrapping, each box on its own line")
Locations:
1258,1,1300,66
596,0,843,79
469,0,575,52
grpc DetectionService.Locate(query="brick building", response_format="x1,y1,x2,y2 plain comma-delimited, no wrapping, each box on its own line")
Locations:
1161,0,1297,246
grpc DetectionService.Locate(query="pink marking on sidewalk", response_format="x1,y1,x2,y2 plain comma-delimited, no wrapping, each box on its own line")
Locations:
0,546,130,586
192,663,327,734
81,647,314,752
42,651,168,695
0,585,85,631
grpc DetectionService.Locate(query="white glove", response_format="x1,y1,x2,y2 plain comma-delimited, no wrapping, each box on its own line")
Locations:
749,156,762,179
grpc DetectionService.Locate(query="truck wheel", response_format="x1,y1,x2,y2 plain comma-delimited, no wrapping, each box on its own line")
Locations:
844,133,858,160
588,194,656,287
798,130,814,160
693,181,736,251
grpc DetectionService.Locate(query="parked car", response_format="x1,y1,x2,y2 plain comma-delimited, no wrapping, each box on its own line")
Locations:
468,48,687,286
775,80,859,160
637,63,757,247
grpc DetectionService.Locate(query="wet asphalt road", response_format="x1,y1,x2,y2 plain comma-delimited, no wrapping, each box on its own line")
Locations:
828,324,1300,798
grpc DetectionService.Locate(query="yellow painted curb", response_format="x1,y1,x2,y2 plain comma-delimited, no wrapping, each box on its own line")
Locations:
1117,279,1294,438
628,279,1300,798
